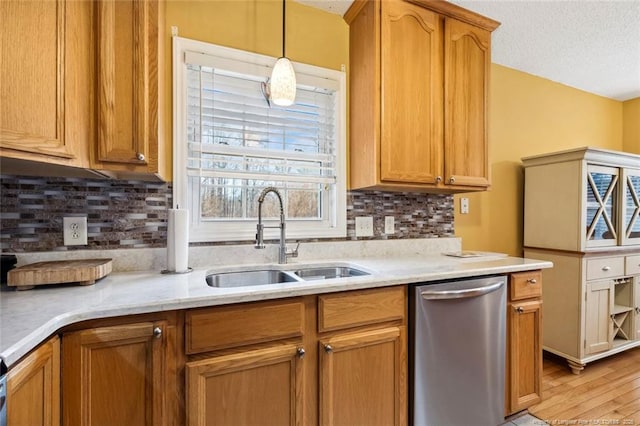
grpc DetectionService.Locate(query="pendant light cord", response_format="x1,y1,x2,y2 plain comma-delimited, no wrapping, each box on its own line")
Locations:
282,0,286,58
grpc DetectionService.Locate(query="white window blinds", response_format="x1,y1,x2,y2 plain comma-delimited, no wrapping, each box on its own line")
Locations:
173,38,346,242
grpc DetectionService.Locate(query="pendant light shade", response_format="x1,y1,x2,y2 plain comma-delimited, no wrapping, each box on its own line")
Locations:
270,57,296,106
270,0,296,106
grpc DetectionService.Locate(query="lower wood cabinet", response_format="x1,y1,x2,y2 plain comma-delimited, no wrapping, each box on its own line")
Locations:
4,277,543,424
505,271,543,415
184,287,407,426
62,316,178,426
7,336,60,426
186,342,305,426
319,326,406,426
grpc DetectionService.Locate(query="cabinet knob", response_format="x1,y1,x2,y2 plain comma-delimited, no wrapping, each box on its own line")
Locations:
324,344,333,354
636,307,640,314
153,327,162,338
296,347,305,359
602,266,611,272
435,176,442,183
136,152,145,161
516,306,524,314
526,278,537,284
448,177,456,184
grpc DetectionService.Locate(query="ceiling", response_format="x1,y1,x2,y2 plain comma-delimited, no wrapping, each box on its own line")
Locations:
296,0,640,101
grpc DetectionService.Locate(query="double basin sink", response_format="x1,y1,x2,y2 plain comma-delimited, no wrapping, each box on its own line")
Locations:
206,264,371,288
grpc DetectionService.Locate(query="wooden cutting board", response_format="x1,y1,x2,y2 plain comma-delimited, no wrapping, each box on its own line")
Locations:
7,259,112,291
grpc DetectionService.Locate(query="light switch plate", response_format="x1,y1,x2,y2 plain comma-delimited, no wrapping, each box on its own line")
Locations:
355,216,374,237
63,216,88,246
384,216,394,234
460,197,470,214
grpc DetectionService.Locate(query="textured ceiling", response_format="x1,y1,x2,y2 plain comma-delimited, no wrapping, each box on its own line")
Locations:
296,0,640,101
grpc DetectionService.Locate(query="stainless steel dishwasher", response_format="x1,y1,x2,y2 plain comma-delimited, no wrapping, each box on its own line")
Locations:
412,275,506,426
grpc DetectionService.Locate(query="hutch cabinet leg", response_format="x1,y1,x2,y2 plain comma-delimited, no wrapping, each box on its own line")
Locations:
567,360,585,375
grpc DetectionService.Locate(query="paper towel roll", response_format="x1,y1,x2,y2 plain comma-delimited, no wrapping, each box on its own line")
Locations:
167,208,189,272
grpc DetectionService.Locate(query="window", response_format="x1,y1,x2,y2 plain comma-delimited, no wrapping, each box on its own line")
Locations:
173,37,346,242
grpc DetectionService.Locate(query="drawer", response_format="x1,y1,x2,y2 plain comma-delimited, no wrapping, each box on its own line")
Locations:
510,270,542,301
626,255,640,276
586,257,624,281
318,286,405,333
186,298,304,354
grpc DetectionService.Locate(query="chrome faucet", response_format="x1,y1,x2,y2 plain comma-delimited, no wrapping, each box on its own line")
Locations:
255,187,299,264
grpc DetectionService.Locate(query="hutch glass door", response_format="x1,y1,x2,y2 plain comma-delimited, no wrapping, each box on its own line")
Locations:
586,165,619,248
622,168,640,246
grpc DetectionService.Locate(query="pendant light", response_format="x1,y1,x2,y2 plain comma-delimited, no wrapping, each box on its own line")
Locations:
270,0,296,106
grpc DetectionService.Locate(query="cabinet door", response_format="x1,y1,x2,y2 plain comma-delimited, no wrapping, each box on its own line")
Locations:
62,321,169,426
0,0,85,163
585,165,620,248
635,277,640,340
621,168,640,246
185,343,304,426
7,336,60,426
319,326,406,426
443,18,490,188
507,300,542,414
584,280,613,355
95,0,158,170
380,0,443,185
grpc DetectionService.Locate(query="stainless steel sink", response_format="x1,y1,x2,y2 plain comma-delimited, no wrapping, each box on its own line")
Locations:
206,269,300,287
292,266,370,281
206,264,372,288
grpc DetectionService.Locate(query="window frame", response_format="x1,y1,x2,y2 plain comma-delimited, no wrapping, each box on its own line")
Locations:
172,36,347,242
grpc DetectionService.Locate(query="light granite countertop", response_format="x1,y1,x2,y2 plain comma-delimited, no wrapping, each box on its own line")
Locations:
0,239,552,369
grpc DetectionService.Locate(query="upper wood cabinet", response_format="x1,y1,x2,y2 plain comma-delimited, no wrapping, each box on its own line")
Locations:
345,0,499,193
0,0,168,181
92,0,165,179
0,0,92,169
443,18,492,188
7,336,60,426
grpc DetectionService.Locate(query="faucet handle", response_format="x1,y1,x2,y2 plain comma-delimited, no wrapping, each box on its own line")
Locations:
287,242,300,258
255,224,266,249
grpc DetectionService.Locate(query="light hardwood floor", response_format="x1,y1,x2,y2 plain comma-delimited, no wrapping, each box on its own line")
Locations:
529,348,640,424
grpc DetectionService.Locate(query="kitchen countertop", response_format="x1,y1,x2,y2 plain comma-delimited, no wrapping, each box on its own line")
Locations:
0,250,552,370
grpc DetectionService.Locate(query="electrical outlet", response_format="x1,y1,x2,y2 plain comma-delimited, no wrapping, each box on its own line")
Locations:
63,216,88,246
355,216,374,237
384,216,394,234
460,197,470,214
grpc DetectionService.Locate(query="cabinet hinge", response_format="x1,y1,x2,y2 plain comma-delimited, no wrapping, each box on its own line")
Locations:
584,339,587,350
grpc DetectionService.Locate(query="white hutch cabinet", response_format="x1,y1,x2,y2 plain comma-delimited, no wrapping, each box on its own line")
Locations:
523,147,640,374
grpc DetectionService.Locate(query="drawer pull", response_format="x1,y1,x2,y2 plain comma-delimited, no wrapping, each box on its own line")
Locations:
296,347,305,359
602,266,611,272
153,327,162,338
526,278,537,284
516,306,524,314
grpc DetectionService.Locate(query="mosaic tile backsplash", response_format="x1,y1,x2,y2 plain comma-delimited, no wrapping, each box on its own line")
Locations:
0,175,454,252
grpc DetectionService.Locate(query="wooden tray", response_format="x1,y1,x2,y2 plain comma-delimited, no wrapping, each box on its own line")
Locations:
7,259,112,291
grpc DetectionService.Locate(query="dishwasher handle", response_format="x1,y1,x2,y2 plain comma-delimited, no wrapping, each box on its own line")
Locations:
421,280,504,300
